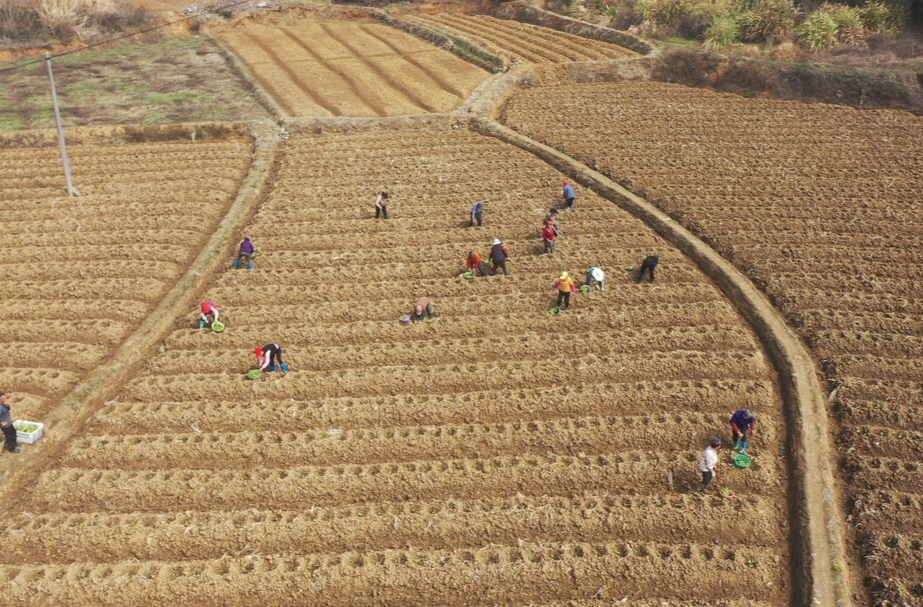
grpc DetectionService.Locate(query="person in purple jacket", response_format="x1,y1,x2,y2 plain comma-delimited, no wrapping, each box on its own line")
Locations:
233,237,255,270
729,409,757,454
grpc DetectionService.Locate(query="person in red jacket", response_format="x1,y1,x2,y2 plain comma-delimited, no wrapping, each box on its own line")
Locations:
466,250,487,276
541,220,557,256
199,301,219,329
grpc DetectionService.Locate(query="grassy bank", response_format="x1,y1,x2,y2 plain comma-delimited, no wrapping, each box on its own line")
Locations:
0,36,268,131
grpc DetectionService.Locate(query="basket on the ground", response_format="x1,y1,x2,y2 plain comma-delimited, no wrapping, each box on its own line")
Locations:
14,420,44,444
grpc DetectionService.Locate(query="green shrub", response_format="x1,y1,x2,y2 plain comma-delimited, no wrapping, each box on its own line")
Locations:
637,0,730,38
825,4,867,45
797,10,839,50
704,14,739,48
859,0,895,33
737,0,798,42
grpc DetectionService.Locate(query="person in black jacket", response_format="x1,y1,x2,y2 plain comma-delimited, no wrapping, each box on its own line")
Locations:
0,392,21,454
637,254,659,283
489,238,511,277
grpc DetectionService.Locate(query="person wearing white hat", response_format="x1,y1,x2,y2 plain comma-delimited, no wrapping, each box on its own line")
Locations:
585,266,606,291
489,238,510,276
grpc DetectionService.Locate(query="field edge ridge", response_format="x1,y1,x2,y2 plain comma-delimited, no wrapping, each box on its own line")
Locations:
0,132,279,513
469,116,851,607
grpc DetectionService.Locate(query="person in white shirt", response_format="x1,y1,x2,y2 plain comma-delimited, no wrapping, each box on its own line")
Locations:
696,438,722,492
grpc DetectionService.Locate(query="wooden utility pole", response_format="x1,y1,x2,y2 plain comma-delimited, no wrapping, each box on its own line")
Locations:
45,52,79,197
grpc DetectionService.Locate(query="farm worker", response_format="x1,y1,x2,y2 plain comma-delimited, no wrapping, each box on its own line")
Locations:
412,297,434,322
541,220,557,256
375,191,390,220
489,238,511,276
637,254,659,283
730,409,757,454
0,392,20,454
255,343,287,373
200,301,219,328
233,237,255,270
562,180,576,209
545,208,561,236
552,272,575,310
696,438,722,492
585,266,605,291
466,250,487,276
470,200,487,227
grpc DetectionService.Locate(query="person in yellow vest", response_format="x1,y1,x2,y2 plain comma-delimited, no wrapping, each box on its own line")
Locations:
552,272,575,310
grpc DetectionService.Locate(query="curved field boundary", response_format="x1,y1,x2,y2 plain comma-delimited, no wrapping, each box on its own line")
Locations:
469,116,851,607
208,35,290,122
0,133,279,514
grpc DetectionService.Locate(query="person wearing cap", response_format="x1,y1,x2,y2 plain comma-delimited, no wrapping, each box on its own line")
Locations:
412,297,434,322
696,438,722,492
730,409,757,454
552,272,575,310
0,392,21,454
562,180,576,209
489,238,510,276
255,343,286,374
199,301,219,329
466,250,487,276
637,254,659,283
375,191,390,220
470,200,487,227
233,237,255,270
541,220,557,256
585,266,606,291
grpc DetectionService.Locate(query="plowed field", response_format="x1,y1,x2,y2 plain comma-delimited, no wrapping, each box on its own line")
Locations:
407,13,637,64
2,125,791,605
502,79,923,605
0,136,252,420
216,16,488,117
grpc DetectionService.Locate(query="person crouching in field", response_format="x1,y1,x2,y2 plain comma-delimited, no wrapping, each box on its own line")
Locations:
233,237,255,270
375,191,390,220
696,438,721,492
490,238,510,276
470,200,487,227
730,409,757,454
412,297,434,322
585,266,605,291
255,344,287,374
552,272,575,310
637,254,659,283
199,301,220,329
467,250,487,276
0,392,20,454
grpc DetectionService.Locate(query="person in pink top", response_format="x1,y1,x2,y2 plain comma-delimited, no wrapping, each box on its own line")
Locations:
200,301,219,329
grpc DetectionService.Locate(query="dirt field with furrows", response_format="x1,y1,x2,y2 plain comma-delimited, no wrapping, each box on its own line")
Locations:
2,125,792,605
0,136,252,421
214,14,488,117
502,79,923,605
405,12,636,64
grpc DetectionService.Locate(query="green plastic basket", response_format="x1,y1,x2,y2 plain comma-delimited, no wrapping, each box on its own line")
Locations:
550,307,561,316
580,285,590,294
211,321,225,333
734,454,752,469
463,271,474,280
246,369,261,379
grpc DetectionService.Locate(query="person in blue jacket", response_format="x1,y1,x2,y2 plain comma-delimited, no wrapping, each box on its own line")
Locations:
562,180,576,209
729,409,757,454
470,200,487,227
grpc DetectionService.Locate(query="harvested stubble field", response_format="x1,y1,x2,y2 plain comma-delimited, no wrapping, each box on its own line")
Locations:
404,12,637,64
0,134,253,421
214,14,489,117
1,125,792,605
502,79,923,605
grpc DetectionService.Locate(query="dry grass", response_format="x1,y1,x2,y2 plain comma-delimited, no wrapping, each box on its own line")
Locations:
0,0,150,47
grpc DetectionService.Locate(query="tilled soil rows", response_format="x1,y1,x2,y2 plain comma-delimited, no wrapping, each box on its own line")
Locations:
502,79,923,605
0,137,253,420
215,14,488,117
6,125,791,605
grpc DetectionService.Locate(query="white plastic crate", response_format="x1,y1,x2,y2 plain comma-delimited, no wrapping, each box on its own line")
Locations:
13,420,43,444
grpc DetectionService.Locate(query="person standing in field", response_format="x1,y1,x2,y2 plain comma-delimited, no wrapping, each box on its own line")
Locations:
412,297,434,322
470,200,487,227
0,392,21,454
553,272,575,310
199,301,220,329
730,409,757,454
541,220,557,256
375,191,390,220
255,343,287,374
637,254,659,283
696,438,721,492
562,180,576,209
233,237,255,270
467,250,487,276
490,238,511,277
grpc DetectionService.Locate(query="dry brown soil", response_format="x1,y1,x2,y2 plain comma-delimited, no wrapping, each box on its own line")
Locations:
214,13,489,117
0,124,791,605
502,79,923,606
